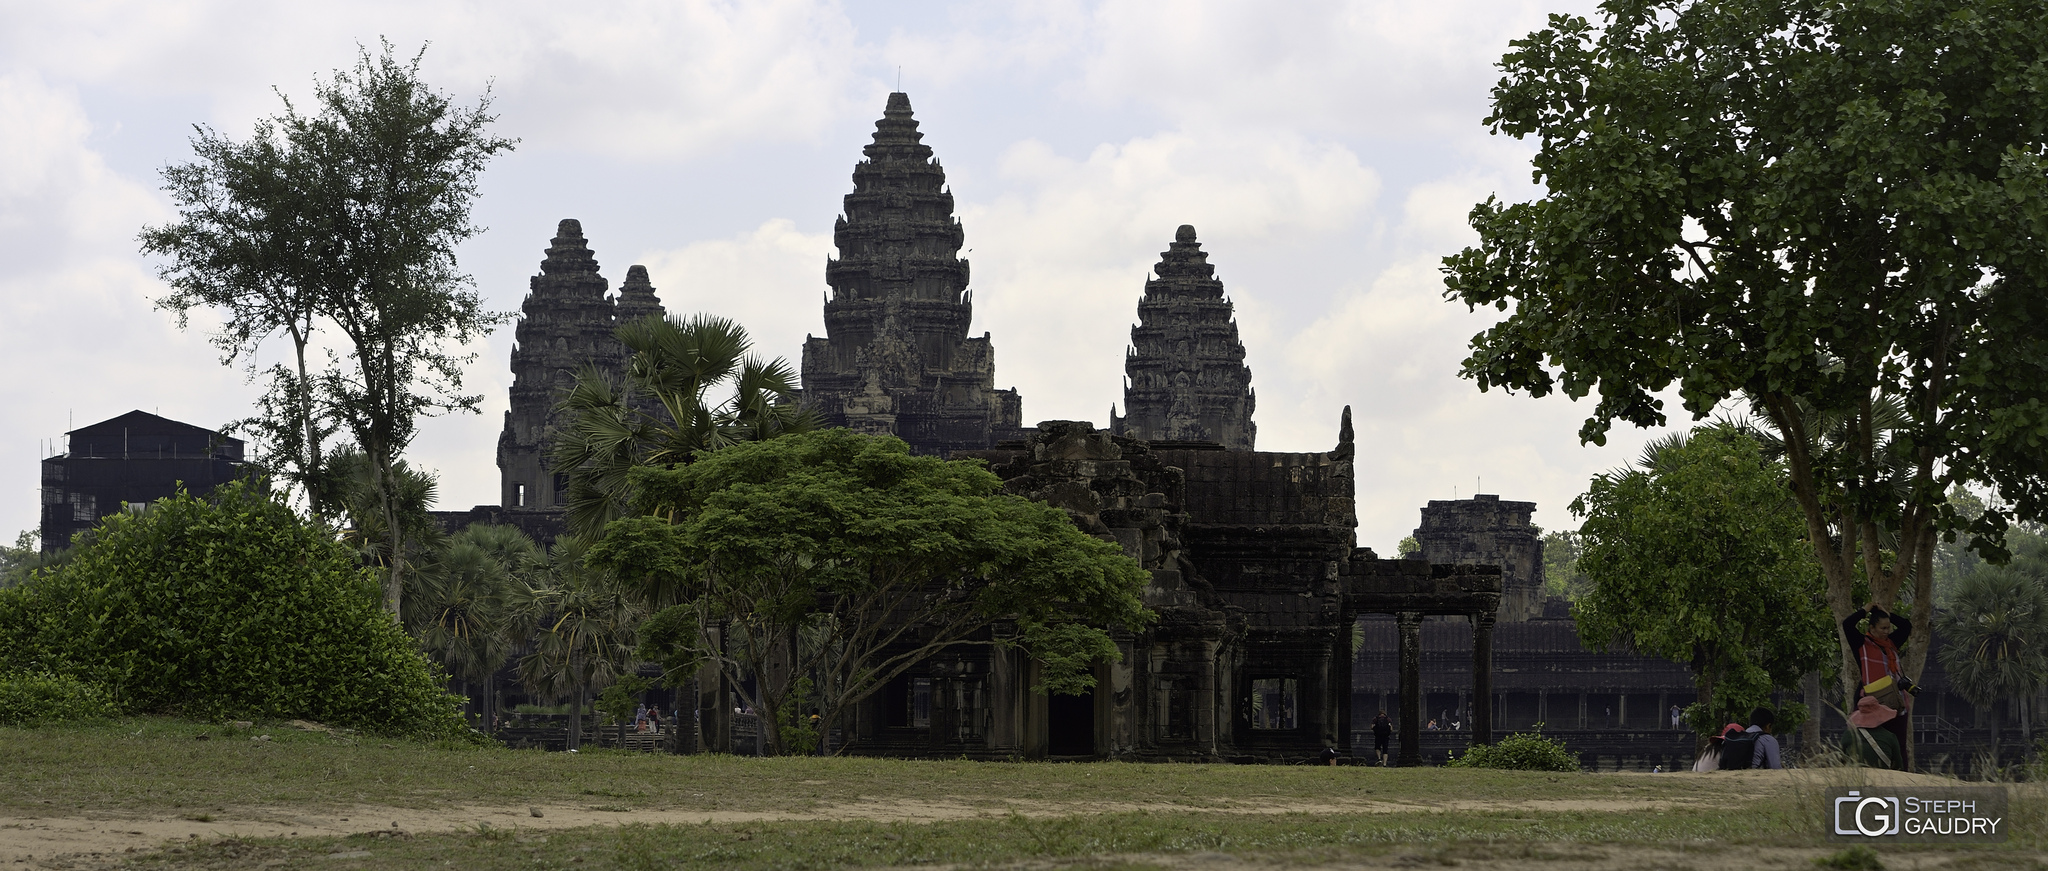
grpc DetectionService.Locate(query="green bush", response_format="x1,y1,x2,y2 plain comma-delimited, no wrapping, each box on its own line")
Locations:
0,671,117,725
1445,727,1581,771
0,482,468,738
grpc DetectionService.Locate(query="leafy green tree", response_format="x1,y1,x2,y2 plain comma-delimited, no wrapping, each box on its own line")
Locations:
1540,530,1588,601
514,537,643,751
1442,0,2048,699
1571,426,1835,740
0,531,58,589
589,428,1152,756
407,524,539,728
1396,535,1421,558
0,482,467,737
551,313,813,538
1935,566,2048,769
141,41,516,615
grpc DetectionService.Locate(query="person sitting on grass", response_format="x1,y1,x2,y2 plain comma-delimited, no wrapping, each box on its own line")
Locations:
1845,696,1904,770
1744,707,1783,770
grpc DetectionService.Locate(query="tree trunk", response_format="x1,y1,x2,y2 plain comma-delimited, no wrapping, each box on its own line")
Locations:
568,655,585,752
1987,702,2001,775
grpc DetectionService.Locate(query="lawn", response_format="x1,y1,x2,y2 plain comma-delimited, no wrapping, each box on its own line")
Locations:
2,718,2041,870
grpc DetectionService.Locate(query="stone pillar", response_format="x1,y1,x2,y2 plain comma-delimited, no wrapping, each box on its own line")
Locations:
1398,611,1422,766
1472,612,1495,745
1336,617,1356,756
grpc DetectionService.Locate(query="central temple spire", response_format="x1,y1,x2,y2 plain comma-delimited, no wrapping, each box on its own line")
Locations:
1113,225,1257,449
798,93,1023,454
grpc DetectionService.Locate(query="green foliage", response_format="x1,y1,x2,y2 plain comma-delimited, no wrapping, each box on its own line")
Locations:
552,313,814,538
1396,535,1420,558
0,530,65,589
143,41,515,613
1539,530,1586,601
1443,0,2048,678
595,675,652,727
0,671,117,725
1446,727,1579,772
591,428,1152,755
407,524,537,687
0,482,469,738
1934,564,2048,766
1572,426,1835,734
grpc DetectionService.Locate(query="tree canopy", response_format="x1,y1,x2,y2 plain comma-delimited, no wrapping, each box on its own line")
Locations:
1571,426,1835,736
141,41,515,615
1443,0,2048,692
551,313,812,538
589,428,1152,756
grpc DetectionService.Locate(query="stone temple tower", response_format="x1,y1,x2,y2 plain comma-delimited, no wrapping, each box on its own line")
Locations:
497,219,664,511
1111,225,1257,449
797,92,1024,455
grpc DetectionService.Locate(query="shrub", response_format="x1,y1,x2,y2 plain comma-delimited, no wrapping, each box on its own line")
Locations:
0,482,469,738
1445,726,1581,771
0,671,117,725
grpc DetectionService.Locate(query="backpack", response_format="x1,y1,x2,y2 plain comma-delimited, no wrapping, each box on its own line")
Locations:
1720,732,1760,771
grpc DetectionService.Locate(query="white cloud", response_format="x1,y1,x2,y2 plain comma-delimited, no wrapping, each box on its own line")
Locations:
964,128,1381,423
1076,0,1600,138
1,0,868,161
635,218,833,365
0,73,251,540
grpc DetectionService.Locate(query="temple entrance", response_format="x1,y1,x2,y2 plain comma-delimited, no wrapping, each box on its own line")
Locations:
1048,689,1096,757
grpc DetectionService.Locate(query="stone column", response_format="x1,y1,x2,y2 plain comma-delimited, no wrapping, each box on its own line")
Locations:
1398,611,1422,766
1472,612,1495,746
1335,618,1356,757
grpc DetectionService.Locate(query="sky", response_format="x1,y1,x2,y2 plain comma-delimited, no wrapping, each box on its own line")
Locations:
0,0,1701,554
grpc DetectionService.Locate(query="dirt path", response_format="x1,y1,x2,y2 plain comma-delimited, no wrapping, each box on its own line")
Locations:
0,768,2017,868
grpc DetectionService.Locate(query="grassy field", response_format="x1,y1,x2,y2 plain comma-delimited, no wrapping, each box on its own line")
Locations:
3,717,2043,870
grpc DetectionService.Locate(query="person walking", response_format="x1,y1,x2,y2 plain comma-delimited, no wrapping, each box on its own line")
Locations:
1844,602,1915,769
1371,711,1393,766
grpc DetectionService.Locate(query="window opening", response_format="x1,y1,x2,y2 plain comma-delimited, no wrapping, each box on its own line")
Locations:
1250,677,1298,730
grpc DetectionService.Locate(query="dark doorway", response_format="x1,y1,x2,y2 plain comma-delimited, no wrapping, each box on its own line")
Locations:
1048,690,1095,756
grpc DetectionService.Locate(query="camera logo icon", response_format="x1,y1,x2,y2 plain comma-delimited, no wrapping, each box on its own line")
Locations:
1833,791,1901,837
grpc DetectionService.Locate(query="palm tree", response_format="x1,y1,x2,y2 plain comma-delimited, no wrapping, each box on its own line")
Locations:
550,313,813,538
332,447,445,596
406,524,539,729
513,536,645,750
1935,566,2048,771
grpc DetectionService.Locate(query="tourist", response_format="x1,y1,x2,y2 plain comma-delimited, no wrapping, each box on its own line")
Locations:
1426,718,1439,731
1744,707,1783,769
1845,696,1904,770
1843,602,1914,769
1670,705,1682,728
1371,711,1393,766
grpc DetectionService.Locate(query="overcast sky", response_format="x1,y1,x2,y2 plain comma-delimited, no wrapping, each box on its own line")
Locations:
1,0,1702,554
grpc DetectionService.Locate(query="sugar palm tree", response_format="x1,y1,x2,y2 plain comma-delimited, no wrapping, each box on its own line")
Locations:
1935,566,2048,771
550,313,813,539
513,536,644,750
405,524,540,728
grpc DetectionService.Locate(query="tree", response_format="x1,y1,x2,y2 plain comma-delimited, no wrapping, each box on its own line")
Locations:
141,107,343,517
1540,530,1588,601
588,428,1153,756
514,536,643,752
407,524,539,729
551,313,813,538
1443,0,2048,700
140,41,516,616
1935,565,2048,770
1571,426,1836,740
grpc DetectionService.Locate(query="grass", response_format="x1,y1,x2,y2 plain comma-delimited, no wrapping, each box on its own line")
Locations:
5,717,2045,869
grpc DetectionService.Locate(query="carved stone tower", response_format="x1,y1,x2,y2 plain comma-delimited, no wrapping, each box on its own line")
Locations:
1414,495,1546,622
798,92,1024,455
1111,225,1256,449
497,219,663,511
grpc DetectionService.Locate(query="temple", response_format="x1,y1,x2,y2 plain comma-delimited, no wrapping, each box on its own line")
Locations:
1111,226,1257,449
795,92,1025,455
495,220,665,513
459,92,2034,768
